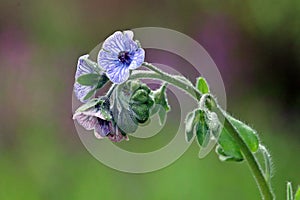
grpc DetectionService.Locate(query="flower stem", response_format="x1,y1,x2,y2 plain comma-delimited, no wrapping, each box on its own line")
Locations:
131,70,199,100
218,108,274,200
141,62,202,100
106,83,116,98
131,62,274,200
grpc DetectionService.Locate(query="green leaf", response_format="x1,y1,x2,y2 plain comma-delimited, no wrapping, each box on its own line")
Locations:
217,126,244,162
295,186,300,200
158,107,167,126
153,83,170,111
74,97,112,120
196,77,210,94
80,75,108,101
111,97,138,134
195,110,210,147
225,113,259,152
215,145,243,162
111,84,138,134
77,73,100,86
151,83,170,125
95,75,109,89
83,88,96,101
258,145,273,185
185,109,206,142
185,110,197,142
75,98,102,112
287,182,294,200
118,109,138,133
185,109,220,148
216,112,259,162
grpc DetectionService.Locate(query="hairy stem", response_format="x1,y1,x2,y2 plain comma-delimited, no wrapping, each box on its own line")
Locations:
142,62,201,100
130,62,274,200
218,108,274,200
131,70,200,99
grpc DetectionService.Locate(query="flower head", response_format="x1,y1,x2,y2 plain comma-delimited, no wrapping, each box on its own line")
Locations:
73,97,112,138
74,55,97,102
73,97,128,142
74,55,108,103
98,30,145,84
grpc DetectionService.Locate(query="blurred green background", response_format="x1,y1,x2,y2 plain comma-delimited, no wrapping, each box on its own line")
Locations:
0,0,299,199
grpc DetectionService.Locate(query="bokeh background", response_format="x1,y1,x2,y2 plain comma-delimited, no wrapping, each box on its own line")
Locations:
0,0,299,199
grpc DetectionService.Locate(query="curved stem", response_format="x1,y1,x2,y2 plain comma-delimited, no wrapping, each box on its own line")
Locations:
143,62,202,100
131,70,200,99
131,63,274,200
142,62,195,87
218,108,274,200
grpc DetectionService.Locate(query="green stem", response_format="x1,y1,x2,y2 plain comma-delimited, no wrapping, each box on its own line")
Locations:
218,108,274,200
131,70,200,100
130,62,274,200
106,83,116,98
139,62,201,99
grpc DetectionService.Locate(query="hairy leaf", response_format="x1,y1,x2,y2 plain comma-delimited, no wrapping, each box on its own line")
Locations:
217,128,244,162
196,77,210,94
77,73,100,86
75,98,102,112
216,111,260,162
111,83,138,134
195,110,210,147
185,109,200,142
83,88,96,101
185,109,219,148
151,83,170,125
226,114,259,152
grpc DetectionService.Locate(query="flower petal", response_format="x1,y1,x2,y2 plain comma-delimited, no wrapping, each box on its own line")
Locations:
74,55,98,102
73,112,98,130
128,48,145,70
123,30,134,40
98,49,119,71
94,119,111,137
123,31,138,52
94,130,104,139
73,82,95,103
102,31,126,55
106,64,130,84
75,54,96,79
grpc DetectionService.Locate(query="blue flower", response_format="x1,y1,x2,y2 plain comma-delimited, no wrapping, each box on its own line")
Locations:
73,97,129,142
73,106,112,139
98,30,145,84
73,97,113,139
74,54,99,102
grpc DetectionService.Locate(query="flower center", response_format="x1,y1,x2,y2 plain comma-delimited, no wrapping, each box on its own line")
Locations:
118,51,131,65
